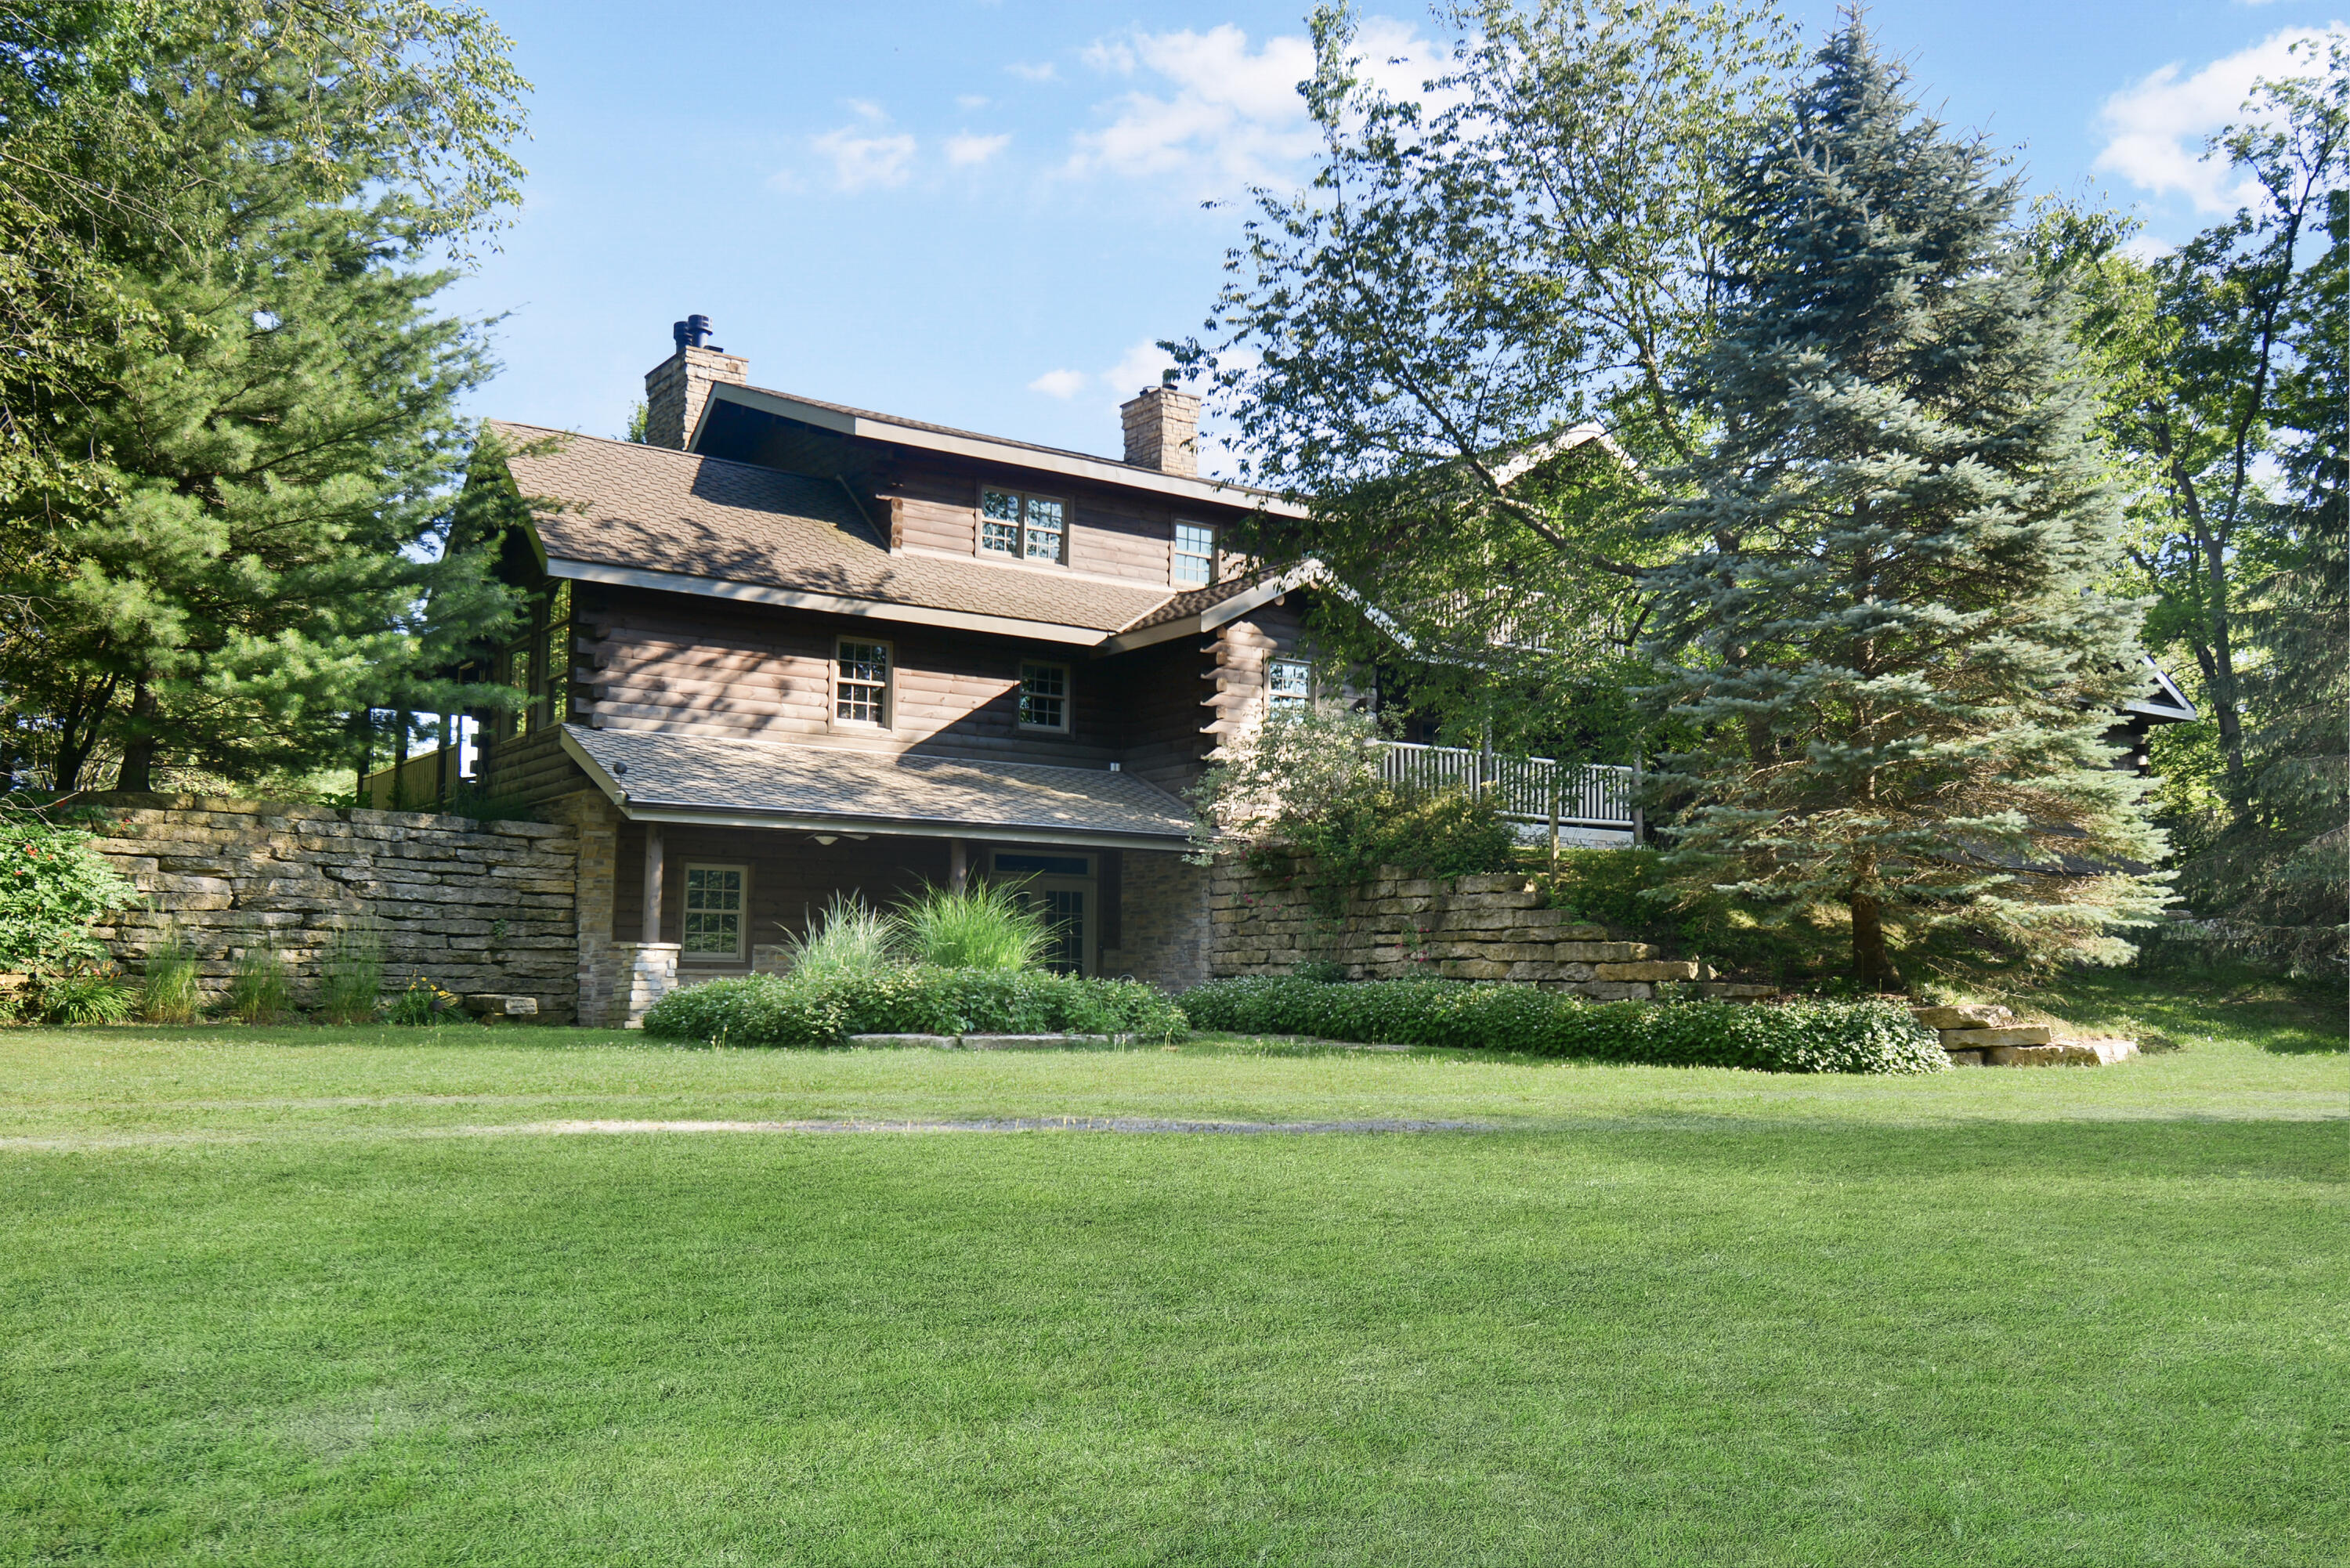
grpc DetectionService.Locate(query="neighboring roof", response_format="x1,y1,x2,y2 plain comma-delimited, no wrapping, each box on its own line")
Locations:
560,725,1195,848
705,382,1310,518
2124,656,2197,724
489,421,1198,644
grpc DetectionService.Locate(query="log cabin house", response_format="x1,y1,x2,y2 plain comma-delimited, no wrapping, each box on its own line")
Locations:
455,318,1328,1024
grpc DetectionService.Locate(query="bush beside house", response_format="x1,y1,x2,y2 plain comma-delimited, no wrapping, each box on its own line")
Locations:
643,967,1189,1046
1178,977,1947,1075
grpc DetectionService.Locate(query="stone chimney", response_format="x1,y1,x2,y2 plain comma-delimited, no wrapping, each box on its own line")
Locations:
642,314,748,450
1120,377,1200,476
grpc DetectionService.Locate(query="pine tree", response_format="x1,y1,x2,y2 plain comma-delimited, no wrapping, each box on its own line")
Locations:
1640,20,2168,988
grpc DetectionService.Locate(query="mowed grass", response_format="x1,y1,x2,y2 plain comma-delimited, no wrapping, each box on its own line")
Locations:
2,974,2343,1565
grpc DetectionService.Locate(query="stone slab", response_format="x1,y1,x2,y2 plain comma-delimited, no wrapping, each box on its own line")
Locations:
1913,1004,2014,1029
1940,1025,2053,1048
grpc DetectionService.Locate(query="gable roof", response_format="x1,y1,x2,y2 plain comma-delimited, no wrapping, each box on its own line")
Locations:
486,421,1256,645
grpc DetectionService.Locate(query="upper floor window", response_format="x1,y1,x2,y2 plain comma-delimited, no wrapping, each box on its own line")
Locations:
1173,522,1217,586
981,488,1065,563
836,638,891,726
1269,658,1312,710
1018,661,1069,732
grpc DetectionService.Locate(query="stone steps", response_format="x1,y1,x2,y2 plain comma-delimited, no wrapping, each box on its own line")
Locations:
1913,1003,2137,1068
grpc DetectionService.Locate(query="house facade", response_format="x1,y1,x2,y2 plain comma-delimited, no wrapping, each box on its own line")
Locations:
462,320,1323,1024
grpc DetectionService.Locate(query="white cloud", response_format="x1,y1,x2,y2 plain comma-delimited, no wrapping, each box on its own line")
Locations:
1066,18,1444,200
945,131,1011,167
1104,340,1175,401
813,124,916,191
956,94,990,110
1028,368,1089,399
1006,60,1058,82
2094,26,2346,212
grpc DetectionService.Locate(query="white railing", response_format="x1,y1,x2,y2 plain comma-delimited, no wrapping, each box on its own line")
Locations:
1376,741,1636,829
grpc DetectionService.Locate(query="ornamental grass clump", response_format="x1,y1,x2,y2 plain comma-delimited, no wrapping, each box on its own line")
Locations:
38,963,137,1026
139,928,203,1024
1177,977,1945,1075
779,895,898,982
318,922,385,1024
893,882,1055,970
227,943,294,1024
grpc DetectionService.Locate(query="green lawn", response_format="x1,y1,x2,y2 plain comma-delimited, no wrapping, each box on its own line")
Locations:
2,974,2343,1565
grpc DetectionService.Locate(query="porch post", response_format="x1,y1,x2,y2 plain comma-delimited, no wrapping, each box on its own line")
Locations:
642,822,665,942
949,838,968,892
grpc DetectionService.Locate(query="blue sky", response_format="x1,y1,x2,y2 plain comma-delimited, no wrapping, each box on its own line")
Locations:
444,1,2345,469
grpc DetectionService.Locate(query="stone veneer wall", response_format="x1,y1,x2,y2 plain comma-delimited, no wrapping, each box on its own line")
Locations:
1101,851,1211,993
1209,859,1730,1001
86,796,581,1020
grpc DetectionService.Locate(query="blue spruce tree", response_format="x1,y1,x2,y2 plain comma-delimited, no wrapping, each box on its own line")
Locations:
1642,20,2169,989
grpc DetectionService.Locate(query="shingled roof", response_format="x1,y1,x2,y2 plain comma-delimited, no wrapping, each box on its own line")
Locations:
561,725,1195,847
486,421,1217,640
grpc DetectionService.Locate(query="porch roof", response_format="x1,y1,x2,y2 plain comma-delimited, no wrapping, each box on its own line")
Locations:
560,725,1196,850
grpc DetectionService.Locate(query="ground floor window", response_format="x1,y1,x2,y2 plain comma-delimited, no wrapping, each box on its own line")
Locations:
682,863,747,961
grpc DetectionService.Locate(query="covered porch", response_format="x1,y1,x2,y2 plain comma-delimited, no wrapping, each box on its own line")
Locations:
558,726,1207,1026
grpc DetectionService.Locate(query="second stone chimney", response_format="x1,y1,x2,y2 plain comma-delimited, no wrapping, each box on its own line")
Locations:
642,313,748,450
1120,377,1200,477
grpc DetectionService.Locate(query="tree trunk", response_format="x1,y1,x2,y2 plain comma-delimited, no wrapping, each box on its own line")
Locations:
1850,889,1897,993
114,679,157,793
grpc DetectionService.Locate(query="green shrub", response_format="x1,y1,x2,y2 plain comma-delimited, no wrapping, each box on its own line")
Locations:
38,963,138,1025
1177,977,1945,1075
780,894,898,982
227,943,293,1024
642,966,1189,1046
0,804,139,974
894,882,1055,970
139,928,204,1024
318,922,385,1024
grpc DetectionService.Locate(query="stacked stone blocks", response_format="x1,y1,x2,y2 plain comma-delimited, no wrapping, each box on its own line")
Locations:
1912,1003,2140,1067
1209,860,1767,1002
86,796,580,1021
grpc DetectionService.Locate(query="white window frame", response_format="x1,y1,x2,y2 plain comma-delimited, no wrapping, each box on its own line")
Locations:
1173,521,1217,587
833,636,893,728
978,486,1068,565
680,862,749,964
1018,659,1071,733
1269,657,1313,710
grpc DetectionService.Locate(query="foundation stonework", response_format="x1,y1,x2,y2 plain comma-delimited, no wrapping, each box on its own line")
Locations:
1102,851,1211,993
86,795,580,1020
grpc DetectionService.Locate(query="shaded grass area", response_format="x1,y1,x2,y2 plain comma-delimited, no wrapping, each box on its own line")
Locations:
1976,962,2346,1057
2,974,2345,1564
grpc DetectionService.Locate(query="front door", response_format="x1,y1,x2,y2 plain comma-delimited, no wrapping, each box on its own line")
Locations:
990,851,1096,976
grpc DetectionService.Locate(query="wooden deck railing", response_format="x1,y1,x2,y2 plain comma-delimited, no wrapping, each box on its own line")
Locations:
1375,742,1636,829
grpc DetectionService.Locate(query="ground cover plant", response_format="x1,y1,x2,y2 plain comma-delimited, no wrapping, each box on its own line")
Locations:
1179,977,1947,1074
0,968,2341,1565
645,965,1189,1046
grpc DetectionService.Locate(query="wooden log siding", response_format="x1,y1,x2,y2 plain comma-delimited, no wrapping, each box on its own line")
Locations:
612,822,952,952
877,455,1214,587
557,592,1129,764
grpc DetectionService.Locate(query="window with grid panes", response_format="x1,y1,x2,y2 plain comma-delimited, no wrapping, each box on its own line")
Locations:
1018,661,1068,731
682,865,745,960
1173,522,1216,585
835,639,890,724
979,488,1065,563
1269,658,1312,709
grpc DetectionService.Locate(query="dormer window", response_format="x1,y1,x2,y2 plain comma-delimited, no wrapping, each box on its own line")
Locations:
1173,522,1216,586
981,488,1065,564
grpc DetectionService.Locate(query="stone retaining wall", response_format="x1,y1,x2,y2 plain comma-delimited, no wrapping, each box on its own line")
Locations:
1209,858,1767,1002
85,795,581,1021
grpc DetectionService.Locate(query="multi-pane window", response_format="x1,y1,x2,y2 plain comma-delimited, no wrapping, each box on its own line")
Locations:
1173,522,1216,585
836,638,891,725
495,580,572,737
980,488,1065,563
682,865,745,961
1018,661,1068,731
1269,658,1312,710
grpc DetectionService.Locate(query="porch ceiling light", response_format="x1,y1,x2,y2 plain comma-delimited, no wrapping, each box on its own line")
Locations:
812,834,838,846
